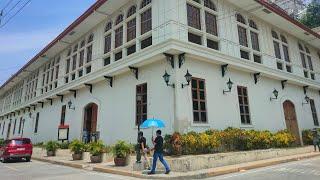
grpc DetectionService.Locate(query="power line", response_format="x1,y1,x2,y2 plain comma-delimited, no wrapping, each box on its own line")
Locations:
0,0,30,28
2,0,22,18
1,0,14,11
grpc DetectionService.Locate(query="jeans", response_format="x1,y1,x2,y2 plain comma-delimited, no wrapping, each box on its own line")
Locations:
150,152,170,173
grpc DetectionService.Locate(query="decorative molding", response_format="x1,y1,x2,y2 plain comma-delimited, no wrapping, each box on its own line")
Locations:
178,53,186,68
104,76,113,87
164,53,174,69
69,90,77,98
221,64,228,77
129,66,139,80
281,80,288,90
85,84,93,93
253,73,261,84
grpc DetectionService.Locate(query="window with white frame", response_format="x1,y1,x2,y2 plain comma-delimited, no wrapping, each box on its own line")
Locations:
186,0,219,50
40,56,60,94
102,0,152,66
298,43,315,80
24,71,39,101
64,33,94,84
12,83,23,107
236,13,261,63
271,31,292,73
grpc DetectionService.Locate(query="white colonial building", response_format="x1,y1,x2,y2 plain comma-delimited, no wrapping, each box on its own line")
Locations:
0,0,320,145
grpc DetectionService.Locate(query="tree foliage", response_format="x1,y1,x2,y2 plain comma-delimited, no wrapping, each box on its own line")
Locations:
299,0,320,28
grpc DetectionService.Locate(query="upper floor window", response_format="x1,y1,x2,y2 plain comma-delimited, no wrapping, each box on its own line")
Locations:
105,22,112,32
127,6,136,18
141,8,152,35
204,0,216,10
141,0,151,9
115,14,123,25
187,0,219,50
272,31,291,73
299,43,315,80
236,13,261,63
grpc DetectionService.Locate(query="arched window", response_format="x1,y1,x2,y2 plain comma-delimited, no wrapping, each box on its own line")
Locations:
115,14,123,25
127,6,136,18
236,13,246,24
280,35,287,43
87,34,94,43
105,22,112,32
271,30,278,39
249,20,257,30
141,0,151,9
204,0,216,11
141,8,152,35
299,43,314,79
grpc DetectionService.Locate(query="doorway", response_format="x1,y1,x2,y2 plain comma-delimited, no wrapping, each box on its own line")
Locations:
283,100,301,145
83,103,98,142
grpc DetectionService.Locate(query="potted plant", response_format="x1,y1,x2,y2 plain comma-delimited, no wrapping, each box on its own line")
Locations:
88,140,105,163
69,139,85,160
45,141,59,156
112,140,131,166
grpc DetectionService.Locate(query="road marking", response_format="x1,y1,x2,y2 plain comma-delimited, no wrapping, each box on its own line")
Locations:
3,165,19,172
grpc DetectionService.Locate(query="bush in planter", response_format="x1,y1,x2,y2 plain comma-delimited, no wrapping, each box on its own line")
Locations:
301,129,320,145
69,139,85,160
44,141,59,156
88,140,105,163
59,141,70,149
272,130,296,148
112,140,131,166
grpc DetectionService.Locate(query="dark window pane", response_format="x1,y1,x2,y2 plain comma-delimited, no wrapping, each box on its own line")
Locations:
127,18,136,42
188,33,202,45
78,70,83,77
141,8,152,35
273,41,281,59
250,31,259,51
283,45,290,62
238,26,248,47
127,45,136,56
86,66,91,74
104,57,111,66
277,62,283,70
240,50,249,60
286,65,292,73
205,12,217,36
115,51,122,61
207,39,219,50
201,112,207,122
115,26,123,48
193,112,199,122
253,54,261,63
104,34,112,53
187,4,201,30
141,36,152,49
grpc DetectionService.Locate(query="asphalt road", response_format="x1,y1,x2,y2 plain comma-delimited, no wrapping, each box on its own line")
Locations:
209,156,320,180
0,160,138,180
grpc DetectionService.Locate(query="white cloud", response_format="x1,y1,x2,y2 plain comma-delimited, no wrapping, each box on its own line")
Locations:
0,29,60,53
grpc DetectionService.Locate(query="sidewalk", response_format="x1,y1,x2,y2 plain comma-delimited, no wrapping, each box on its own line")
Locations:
32,150,320,179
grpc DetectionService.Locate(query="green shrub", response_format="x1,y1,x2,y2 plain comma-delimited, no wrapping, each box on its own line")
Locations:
112,140,131,158
302,129,320,145
0,139,4,146
88,140,105,156
272,130,296,148
69,140,85,154
45,141,59,152
59,141,70,149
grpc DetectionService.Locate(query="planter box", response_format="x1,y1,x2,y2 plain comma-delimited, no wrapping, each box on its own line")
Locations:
151,146,314,172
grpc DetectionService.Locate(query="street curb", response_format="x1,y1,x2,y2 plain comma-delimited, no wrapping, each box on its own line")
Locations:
32,157,86,169
32,153,320,179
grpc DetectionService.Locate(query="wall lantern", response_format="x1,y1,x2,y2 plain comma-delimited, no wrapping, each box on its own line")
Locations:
162,71,175,88
223,78,233,94
270,89,279,101
302,95,310,105
68,100,75,110
181,70,192,88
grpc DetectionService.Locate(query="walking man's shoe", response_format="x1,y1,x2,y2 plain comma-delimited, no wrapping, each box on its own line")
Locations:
148,171,155,175
165,170,171,174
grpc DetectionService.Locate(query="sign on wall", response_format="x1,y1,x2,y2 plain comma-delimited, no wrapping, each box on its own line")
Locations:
58,125,69,141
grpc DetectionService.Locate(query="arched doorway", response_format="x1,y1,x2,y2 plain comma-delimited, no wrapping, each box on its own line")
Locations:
283,100,301,145
83,103,98,142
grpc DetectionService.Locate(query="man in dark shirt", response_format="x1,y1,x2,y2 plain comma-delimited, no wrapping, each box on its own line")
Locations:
148,130,170,175
137,131,150,169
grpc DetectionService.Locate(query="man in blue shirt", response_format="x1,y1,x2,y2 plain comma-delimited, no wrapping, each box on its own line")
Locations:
148,130,170,175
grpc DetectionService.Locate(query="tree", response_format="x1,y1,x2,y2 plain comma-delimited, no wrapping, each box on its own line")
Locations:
299,0,320,28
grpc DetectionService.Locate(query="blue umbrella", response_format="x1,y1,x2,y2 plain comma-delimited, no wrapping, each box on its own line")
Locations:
140,118,165,138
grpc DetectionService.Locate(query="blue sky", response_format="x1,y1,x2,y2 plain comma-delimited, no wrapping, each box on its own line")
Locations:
0,0,95,85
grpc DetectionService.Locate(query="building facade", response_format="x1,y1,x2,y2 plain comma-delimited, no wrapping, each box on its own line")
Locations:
0,0,320,145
